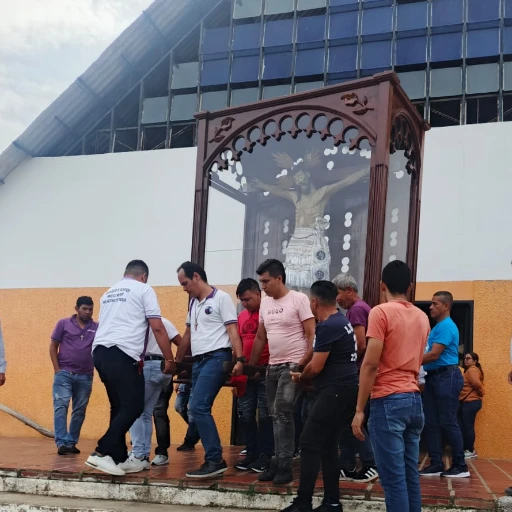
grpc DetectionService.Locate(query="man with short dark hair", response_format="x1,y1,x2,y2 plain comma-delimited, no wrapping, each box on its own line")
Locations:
281,280,359,512
420,291,469,478
176,261,244,478
250,259,315,485
352,261,430,512
50,297,97,455
86,260,175,476
233,278,273,473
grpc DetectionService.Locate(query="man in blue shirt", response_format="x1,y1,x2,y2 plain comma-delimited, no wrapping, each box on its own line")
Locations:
420,291,469,478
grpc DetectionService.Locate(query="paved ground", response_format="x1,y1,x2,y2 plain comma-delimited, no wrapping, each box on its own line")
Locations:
0,493,263,511
0,437,510,510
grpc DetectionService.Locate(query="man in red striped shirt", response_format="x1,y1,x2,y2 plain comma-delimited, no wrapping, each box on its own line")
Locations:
233,278,273,474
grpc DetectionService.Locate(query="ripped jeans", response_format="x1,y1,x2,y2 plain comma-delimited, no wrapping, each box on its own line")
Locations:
266,363,302,465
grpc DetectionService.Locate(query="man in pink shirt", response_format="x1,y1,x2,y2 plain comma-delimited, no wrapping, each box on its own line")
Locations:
250,259,316,485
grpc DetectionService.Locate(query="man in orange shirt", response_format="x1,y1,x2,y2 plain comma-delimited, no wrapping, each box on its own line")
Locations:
352,261,430,512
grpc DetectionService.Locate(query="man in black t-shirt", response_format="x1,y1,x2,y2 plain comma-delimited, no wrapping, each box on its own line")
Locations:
282,281,359,512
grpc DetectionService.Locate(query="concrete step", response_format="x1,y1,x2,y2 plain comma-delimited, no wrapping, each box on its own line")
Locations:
0,492,501,512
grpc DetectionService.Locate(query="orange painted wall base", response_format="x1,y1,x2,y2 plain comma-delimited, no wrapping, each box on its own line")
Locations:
0,280,511,458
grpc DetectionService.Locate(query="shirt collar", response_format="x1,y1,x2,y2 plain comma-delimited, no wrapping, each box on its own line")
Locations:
198,287,217,304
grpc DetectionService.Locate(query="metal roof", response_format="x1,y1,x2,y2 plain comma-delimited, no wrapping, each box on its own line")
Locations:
0,0,210,183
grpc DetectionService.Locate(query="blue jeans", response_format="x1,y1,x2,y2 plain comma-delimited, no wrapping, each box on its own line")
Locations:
369,392,424,512
53,370,93,447
130,360,172,459
237,377,273,457
423,366,465,467
174,383,200,447
189,349,232,463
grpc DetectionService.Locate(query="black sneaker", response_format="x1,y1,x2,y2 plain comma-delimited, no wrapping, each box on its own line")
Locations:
313,503,342,512
273,464,293,485
248,454,270,473
281,498,312,512
68,445,80,454
186,460,228,478
441,466,470,478
177,443,195,452
58,445,70,456
258,458,277,481
505,487,512,496
339,467,357,481
353,466,379,483
419,464,444,477
235,454,258,471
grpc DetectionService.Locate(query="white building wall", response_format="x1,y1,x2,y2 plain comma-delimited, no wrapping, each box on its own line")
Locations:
417,122,512,282
0,149,196,288
0,123,510,289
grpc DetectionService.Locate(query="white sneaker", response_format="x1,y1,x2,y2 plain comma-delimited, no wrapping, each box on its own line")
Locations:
118,454,150,474
85,454,126,476
151,454,169,466
464,450,478,459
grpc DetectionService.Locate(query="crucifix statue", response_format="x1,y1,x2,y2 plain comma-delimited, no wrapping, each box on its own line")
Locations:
251,150,369,291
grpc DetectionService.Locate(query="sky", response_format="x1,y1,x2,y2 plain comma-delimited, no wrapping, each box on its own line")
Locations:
0,0,150,152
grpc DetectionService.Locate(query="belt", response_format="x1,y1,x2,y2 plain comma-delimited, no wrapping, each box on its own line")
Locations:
144,355,164,361
192,347,231,362
426,365,459,376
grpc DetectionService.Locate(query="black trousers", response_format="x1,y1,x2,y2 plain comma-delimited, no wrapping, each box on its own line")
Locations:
153,381,173,456
297,384,359,505
93,345,144,464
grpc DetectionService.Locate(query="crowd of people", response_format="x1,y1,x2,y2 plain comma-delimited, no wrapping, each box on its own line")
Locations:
0,256,500,511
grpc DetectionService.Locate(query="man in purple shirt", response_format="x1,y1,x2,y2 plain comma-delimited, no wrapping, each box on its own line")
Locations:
50,297,97,455
332,274,378,483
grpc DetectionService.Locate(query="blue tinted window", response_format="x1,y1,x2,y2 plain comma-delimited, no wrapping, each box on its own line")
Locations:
201,59,229,86
396,37,427,66
330,12,359,40
362,7,392,36
507,0,512,19
432,0,463,27
467,28,499,58
468,0,499,23
298,16,326,44
263,52,293,79
328,45,358,73
231,55,260,83
431,32,462,61
361,40,391,69
295,48,325,76
265,19,294,47
397,2,428,32
330,0,359,5
504,26,512,54
233,23,261,50
202,27,230,55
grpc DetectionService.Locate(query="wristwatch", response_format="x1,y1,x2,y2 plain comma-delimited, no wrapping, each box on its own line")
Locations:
236,356,247,363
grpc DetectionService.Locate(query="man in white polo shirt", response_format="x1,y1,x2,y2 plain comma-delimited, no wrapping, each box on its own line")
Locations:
86,260,176,476
120,317,181,473
176,261,244,478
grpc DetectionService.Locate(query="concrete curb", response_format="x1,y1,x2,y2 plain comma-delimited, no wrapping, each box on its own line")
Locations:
0,476,493,511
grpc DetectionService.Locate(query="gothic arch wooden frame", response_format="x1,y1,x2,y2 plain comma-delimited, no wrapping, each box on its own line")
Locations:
192,71,429,307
